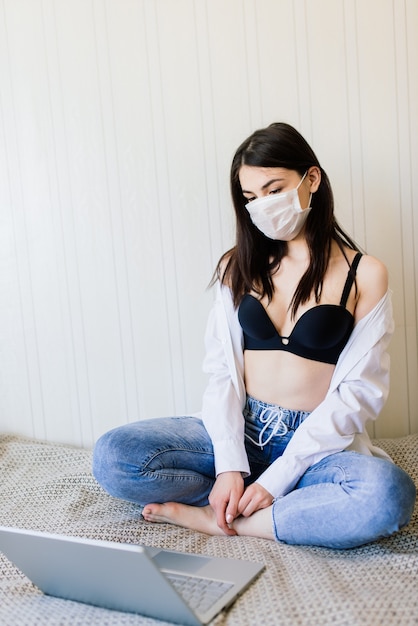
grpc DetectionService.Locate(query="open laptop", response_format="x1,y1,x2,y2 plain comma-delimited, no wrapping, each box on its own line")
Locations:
0,525,264,626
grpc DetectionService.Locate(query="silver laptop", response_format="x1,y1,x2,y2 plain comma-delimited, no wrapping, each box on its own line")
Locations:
0,525,264,626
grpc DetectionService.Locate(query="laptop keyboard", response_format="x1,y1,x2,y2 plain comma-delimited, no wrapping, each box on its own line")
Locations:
165,572,234,614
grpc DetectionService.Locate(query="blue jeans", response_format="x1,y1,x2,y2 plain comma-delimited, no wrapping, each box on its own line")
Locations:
92,396,416,549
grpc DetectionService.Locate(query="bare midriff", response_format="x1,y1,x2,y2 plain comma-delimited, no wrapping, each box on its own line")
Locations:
243,349,335,412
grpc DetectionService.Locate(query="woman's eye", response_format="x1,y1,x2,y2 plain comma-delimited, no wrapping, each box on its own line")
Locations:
269,188,282,195
245,196,256,203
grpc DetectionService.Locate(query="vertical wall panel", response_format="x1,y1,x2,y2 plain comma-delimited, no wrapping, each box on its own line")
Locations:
152,0,212,413
2,0,58,441
0,5,36,438
41,0,94,445
388,0,416,437
193,0,224,273
103,0,177,425
304,1,353,229
0,0,417,446
342,0,366,245
255,1,300,128
403,0,418,432
52,0,128,441
356,0,412,436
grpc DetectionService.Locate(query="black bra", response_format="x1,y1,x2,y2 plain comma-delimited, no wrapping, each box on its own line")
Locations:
238,252,362,365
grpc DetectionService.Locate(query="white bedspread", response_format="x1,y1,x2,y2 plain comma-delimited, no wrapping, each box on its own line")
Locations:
0,433,417,625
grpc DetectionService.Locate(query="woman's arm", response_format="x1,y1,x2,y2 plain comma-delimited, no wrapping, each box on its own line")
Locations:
200,282,250,533
200,283,249,476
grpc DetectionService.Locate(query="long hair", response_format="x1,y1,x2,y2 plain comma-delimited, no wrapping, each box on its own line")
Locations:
215,122,359,315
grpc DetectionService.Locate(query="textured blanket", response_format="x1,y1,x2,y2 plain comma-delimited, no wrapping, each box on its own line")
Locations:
0,433,417,625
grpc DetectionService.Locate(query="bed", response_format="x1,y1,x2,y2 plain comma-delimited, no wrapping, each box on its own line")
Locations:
0,433,417,625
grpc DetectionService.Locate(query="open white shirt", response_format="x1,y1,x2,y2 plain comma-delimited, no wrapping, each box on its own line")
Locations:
199,282,394,499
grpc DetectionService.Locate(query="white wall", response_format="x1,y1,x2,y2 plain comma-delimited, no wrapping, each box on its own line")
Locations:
1,0,417,447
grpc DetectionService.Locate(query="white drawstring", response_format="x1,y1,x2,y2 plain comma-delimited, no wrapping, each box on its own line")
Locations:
245,407,288,449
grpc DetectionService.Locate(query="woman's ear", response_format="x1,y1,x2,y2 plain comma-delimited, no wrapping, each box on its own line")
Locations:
308,166,321,193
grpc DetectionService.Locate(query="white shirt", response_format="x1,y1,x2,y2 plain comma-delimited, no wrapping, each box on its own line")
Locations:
199,282,394,499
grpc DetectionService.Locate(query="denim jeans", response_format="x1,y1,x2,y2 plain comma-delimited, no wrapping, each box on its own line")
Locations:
92,396,416,549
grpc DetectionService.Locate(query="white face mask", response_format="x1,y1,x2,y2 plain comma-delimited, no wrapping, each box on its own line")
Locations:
245,172,312,241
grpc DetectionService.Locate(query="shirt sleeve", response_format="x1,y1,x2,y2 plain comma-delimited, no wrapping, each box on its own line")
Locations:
200,286,250,477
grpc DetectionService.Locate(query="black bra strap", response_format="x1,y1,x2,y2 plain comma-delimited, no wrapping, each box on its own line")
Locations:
340,252,362,307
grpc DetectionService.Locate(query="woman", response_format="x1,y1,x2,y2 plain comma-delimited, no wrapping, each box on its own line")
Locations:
93,123,416,549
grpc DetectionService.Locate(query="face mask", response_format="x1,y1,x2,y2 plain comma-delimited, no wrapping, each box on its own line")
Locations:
245,172,312,241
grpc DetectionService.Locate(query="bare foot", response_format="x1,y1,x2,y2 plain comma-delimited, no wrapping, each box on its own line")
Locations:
142,503,225,535
142,502,275,541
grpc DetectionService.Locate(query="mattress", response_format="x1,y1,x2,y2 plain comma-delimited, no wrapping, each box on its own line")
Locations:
0,433,417,625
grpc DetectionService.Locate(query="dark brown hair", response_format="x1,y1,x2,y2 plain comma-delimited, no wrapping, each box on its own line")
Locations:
214,122,359,316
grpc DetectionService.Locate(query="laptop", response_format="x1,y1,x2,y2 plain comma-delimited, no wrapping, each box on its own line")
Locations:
0,525,264,626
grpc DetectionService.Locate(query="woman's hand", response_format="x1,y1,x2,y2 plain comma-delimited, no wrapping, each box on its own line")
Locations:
208,472,244,535
238,482,274,518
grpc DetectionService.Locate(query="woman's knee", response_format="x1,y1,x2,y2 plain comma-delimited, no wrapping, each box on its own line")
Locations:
353,456,416,537
92,416,213,502
93,418,172,482
273,453,416,549
92,425,134,495
92,417,216,507
375,460,416,530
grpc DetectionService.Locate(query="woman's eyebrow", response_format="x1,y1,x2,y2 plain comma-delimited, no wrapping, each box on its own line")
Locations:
242,178,285,194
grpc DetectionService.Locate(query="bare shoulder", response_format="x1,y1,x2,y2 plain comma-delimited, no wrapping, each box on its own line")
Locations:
219,250,233,271
355,253,388,321
357,254,388,289
217,249,234,287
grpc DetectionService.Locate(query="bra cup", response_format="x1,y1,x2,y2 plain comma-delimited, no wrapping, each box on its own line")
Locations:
238,294,355,365
238,294,277,340
290,305,354,350
237,253,361,365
